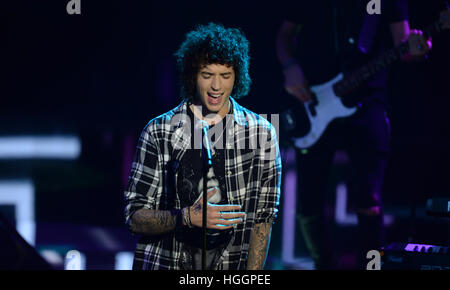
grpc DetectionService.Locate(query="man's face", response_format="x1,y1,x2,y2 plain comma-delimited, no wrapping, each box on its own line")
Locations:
195,63,235,117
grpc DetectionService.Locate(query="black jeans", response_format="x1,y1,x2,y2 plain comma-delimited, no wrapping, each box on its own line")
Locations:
295,101,390,269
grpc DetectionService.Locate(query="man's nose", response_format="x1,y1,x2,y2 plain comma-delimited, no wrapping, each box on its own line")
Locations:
211,77,221,91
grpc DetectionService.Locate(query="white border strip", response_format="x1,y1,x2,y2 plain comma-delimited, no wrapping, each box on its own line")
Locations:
0,136,81,159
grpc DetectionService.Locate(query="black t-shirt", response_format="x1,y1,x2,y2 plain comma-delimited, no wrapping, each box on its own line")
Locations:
176,106,233,269
283,0,408,101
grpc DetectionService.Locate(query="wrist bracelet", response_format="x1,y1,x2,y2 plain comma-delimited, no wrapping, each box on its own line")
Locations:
183,207,194,228
182,207,187,226
186,207,194,228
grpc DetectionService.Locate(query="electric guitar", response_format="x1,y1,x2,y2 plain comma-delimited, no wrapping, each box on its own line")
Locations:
281,10,450,149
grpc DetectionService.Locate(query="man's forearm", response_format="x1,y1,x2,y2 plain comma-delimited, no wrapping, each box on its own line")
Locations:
276,21,301,67
247,222,272,270
276,32,296,67
130,208,178,235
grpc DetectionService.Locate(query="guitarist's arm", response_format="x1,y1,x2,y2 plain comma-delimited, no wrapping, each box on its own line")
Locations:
276,20,298,67
276,20,312,103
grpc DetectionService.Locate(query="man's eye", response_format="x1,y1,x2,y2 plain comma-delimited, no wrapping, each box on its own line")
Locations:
202,74,211,79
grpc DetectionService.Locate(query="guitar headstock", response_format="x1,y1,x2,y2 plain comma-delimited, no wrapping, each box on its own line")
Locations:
440,10,450,30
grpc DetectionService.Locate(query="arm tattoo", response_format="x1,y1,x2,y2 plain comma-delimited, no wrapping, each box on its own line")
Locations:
247,222,272,270
130,209,177,235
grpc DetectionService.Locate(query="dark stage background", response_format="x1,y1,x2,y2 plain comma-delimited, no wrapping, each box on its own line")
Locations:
3,0,450,269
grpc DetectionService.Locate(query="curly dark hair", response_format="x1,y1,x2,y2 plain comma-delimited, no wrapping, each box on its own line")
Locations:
174,22,251,101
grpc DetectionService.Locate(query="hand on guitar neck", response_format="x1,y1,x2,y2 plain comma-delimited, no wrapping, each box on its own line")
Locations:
407,29,432,58
405,10,450,60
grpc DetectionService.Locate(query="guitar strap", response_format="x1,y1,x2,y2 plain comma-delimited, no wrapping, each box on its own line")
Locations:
357,11,381,55
333,0,380,69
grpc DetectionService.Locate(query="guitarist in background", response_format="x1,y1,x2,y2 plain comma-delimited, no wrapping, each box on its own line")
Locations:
276,0,432,269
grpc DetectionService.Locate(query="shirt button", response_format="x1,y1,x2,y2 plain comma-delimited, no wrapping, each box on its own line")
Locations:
227,170,232,176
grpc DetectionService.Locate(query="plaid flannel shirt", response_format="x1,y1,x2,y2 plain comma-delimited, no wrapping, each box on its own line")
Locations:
124,96,281,270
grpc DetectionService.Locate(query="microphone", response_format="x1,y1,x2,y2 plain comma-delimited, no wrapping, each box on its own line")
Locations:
196,119,212,270
193,119,223,205
196,120,213,166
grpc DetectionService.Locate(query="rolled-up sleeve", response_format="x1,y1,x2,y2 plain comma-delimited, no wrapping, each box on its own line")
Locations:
255,125,282,224
124,126,162,230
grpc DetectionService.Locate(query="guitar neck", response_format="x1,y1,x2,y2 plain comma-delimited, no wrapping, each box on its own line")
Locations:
333,18,443,97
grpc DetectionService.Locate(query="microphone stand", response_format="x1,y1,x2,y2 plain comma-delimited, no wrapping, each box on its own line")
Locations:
201,122,213,270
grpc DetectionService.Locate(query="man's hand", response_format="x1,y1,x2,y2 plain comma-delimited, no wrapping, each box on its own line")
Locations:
407,29,432,57
189,188,245,230
283,63,313,103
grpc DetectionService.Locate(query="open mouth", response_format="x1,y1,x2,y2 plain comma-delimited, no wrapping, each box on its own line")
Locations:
207,92,223,105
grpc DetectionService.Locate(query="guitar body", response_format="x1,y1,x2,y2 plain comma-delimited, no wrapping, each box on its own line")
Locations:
291,73,357,149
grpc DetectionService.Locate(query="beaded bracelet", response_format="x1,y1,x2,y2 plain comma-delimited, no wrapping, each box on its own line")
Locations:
187,207,194,228
183,207,194,228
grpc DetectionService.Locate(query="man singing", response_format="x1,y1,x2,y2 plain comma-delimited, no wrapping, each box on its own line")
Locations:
124,23,281,270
